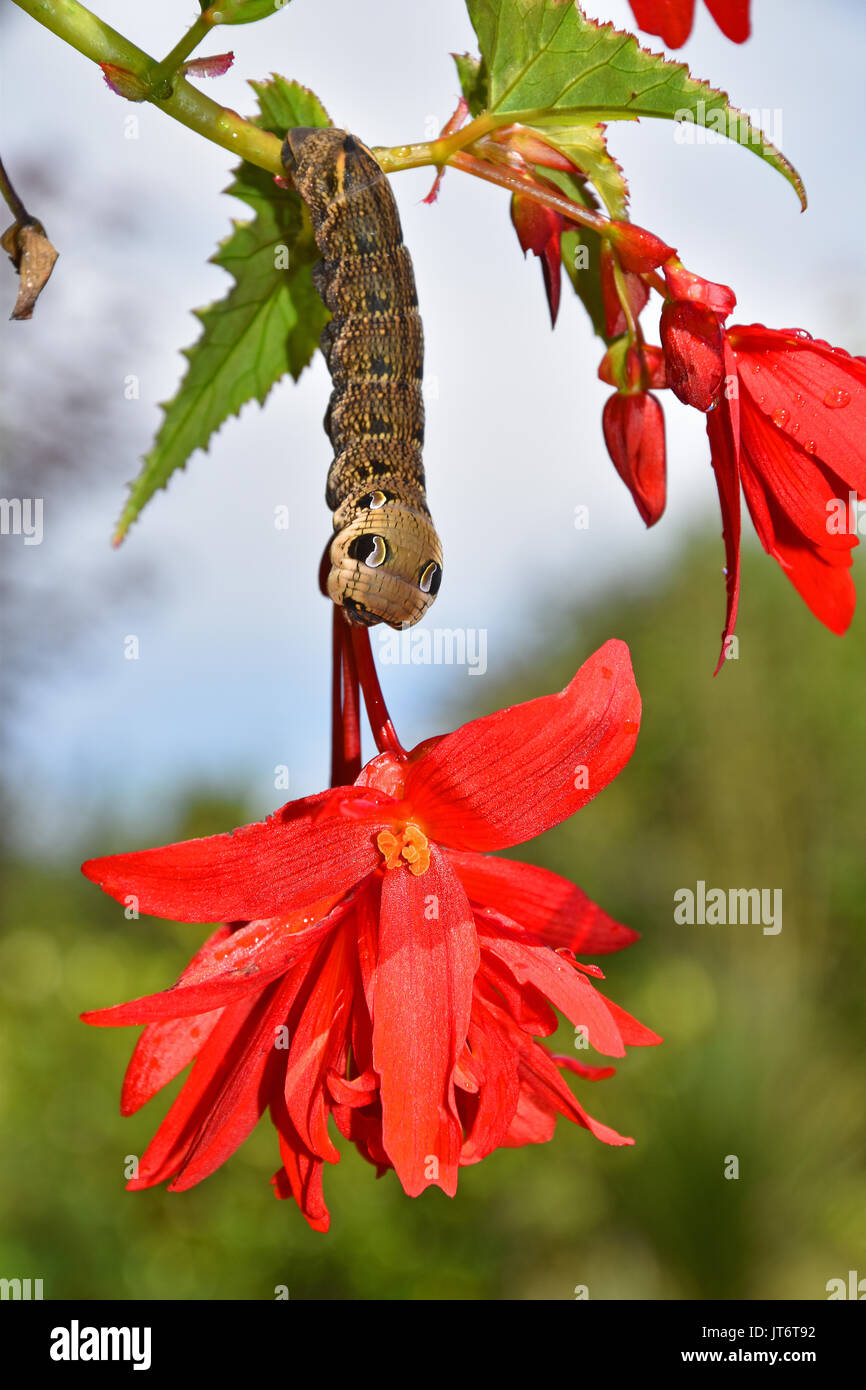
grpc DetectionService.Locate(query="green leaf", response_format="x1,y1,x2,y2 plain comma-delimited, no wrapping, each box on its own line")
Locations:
114,76,330,544
453,52,487,118
562,226,606,340
454,50,628,216
544,125,628,218
464,0,806,208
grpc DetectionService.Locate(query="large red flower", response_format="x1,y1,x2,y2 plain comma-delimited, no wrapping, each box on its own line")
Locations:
82,640,659,1231
628,0,750,48
660,269,866,669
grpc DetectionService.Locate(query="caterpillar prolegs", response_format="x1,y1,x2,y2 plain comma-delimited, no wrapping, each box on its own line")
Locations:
282,127,443,628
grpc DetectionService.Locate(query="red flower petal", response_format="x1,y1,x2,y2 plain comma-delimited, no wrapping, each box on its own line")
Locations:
478,925,629,1057
501,1081,558,1147
749,497,856,634
270,1097,331,1232
628,1,750,48
555,1055,617,1081
739,404,856,553
272,1139,330,1233
516,1038,633,1145
459,988,521,1164
120,924,232,1114
126,995,261,1190
448,850,640,954
479,949,559,1036
82,895,348,1026
121,1010,224,1116
405,640,641,852
169,973,299,1192
730,325,866,495
628,0,694,47
373,845,479,1197
704,0,750,43
81,789,387,923
283,927,353,1162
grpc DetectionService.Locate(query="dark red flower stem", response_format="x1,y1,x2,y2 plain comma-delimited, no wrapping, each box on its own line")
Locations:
330,609,362,786
349,625,406,760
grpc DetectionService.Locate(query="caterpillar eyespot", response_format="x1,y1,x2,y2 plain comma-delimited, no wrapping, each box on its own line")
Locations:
281,126,443,629
419,561,441,595
347,533,388,568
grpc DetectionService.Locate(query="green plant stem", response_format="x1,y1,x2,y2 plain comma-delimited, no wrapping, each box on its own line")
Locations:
12,0,283,175
12,0,622,240
148,13,216,100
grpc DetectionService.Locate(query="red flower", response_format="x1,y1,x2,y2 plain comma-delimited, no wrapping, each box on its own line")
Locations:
708,326,866,665
659,266,866,668
627,0,750,48
82,641,659,1231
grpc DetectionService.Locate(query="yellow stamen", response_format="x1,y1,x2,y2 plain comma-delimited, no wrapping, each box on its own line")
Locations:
377,824,431,876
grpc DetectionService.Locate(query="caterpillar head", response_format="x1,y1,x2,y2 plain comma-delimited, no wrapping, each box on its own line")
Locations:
328,490,443,628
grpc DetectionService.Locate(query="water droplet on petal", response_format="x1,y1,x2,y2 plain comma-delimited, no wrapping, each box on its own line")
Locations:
707,395,720,412
823,387,851,409
791,422,800,436
794,392,806,407
772,407,789,428
753,364,762,374
804,439,817,455
758,394,766,406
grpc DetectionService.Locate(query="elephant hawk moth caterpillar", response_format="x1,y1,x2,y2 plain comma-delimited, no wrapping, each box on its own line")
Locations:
282,127,443,628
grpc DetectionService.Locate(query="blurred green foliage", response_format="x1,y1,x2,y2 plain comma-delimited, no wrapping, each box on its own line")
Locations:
1,536,864,1300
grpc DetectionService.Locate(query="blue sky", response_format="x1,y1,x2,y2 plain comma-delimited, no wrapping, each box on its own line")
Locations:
2,0,864,854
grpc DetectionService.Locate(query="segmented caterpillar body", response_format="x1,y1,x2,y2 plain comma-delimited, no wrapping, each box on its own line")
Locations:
282,127,442,628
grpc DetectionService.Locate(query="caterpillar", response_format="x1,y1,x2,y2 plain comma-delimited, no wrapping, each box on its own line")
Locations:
282,127,443,629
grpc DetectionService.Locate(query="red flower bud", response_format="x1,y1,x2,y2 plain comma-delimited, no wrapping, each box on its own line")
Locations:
600,244,650,338
602,391,667,527
510,192,565,326
661,300,726,411
598,343,667,391
607,221,675,273
663,261,736,318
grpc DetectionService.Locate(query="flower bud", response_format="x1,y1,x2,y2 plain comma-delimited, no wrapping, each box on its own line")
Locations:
602,391,667,527
661,300,726,411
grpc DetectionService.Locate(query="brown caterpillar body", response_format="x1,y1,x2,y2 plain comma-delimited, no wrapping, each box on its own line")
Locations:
282,127,442,628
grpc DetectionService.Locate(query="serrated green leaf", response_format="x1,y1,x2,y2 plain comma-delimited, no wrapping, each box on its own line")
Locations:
454,50,627,216
114,76,331,544
465,0,805,208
